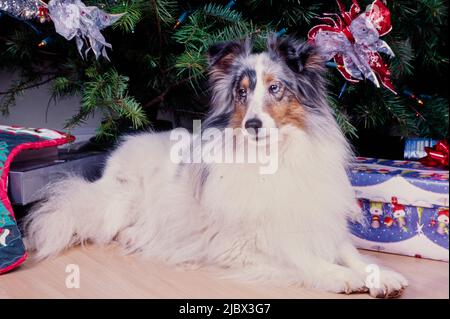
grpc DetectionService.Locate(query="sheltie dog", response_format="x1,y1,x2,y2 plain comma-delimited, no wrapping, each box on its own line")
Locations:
24,35,407,298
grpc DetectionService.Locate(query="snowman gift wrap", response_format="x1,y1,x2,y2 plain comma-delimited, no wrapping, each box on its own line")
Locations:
348,157,449,261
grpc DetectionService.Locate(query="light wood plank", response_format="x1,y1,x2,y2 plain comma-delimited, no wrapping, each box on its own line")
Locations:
1,246,448,299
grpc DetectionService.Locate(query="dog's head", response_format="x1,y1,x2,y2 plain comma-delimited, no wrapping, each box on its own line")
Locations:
205,34,329,142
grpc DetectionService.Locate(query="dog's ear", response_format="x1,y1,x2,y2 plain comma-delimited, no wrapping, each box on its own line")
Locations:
207,39,251,76
267,34,324,74
268,34,327,105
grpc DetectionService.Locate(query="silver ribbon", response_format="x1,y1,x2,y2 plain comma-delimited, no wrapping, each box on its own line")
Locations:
314,14,394,88
47,0,124,60
0,0,42,19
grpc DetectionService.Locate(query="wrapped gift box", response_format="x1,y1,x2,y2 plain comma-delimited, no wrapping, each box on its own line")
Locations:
9,150,107,205
348,157,449,261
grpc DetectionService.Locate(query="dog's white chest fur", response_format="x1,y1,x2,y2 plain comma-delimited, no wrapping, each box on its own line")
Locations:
191,133,355,267
203,162,306,224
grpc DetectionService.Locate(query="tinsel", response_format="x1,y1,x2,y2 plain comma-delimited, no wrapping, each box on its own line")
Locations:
0,0,44,19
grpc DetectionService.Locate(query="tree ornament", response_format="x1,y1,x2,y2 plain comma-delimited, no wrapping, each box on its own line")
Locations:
308,0,396,93
46,0,124,60
37,5,50,23
0,0,45,19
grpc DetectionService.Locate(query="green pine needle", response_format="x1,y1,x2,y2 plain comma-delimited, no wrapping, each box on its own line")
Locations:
67,69,147,133
112,5,142,33
201,3,243,24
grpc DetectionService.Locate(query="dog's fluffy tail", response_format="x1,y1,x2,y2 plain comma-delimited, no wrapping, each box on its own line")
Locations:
23,174,129,260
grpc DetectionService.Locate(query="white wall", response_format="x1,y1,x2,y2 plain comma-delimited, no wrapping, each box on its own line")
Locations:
0,72,103,142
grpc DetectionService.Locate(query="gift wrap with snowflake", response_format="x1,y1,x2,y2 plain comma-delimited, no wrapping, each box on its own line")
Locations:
0,125,74,274
348,157,449,261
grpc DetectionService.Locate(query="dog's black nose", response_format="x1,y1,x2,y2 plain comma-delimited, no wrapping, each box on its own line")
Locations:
245,118,263,135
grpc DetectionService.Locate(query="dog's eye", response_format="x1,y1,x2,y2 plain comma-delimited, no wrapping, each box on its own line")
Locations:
238,88,247,97
269,84,280,94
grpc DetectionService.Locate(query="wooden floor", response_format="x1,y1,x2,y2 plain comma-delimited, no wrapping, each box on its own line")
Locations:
1,245,448,299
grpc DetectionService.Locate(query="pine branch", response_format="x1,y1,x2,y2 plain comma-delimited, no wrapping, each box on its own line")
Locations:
143,75,195,109
201,3,243,24
0,76,57,95
0,76,58,115
389,38,415,78
1,0,447,140
150,0,163,50
112,4,142,33
328,95,358,138
66,69,148,134
151,0,177,26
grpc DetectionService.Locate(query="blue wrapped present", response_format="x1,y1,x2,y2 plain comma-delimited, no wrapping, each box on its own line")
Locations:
404,138,438,160
348,157,449,261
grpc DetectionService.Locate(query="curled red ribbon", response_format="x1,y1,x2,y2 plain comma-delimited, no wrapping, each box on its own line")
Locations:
307,0,396,93
419,140,449,168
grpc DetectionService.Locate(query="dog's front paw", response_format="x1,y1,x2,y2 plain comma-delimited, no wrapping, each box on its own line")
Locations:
366,269,408,298
315,267,368,295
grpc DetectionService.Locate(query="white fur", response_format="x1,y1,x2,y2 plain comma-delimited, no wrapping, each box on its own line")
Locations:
24,48,408,297
24,125,407,297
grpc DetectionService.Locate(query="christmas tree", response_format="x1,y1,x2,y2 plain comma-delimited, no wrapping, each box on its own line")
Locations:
0,0,448,142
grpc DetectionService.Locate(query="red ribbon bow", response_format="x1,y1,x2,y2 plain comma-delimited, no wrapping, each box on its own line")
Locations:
308,0,396,93
419,140,449,168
